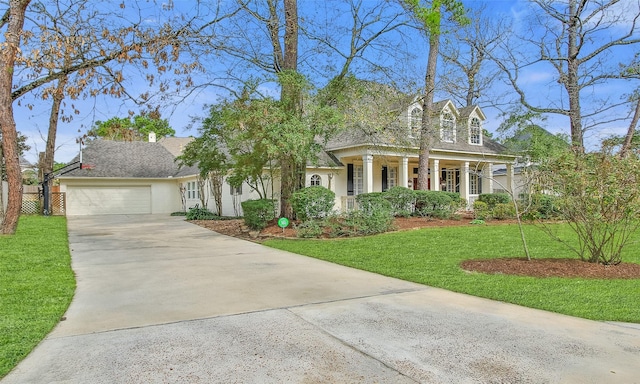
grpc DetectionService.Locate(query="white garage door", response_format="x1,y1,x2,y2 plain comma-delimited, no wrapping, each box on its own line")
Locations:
67,186,151,215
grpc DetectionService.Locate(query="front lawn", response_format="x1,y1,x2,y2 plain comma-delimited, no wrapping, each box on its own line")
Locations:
265,223,640,323
0,216,75,379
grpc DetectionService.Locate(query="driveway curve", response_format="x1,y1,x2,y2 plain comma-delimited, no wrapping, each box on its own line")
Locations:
3,214,639,383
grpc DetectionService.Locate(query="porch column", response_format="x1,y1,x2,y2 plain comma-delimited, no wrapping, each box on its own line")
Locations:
482,162,493,194
430,159,440,191
363,154,374,193
506,163,515,195
399,157,409,188
460,161,470,205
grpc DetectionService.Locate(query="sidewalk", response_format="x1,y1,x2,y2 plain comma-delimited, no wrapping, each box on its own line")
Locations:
3,215,639,383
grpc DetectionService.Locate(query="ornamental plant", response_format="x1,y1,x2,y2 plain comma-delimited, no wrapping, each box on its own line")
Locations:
537,149,640,265
291,186,335,221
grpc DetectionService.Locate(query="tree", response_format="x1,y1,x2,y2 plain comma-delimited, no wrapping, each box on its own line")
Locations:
0,0,31,234
496,110,570,162
439,5,509,108
493,0,640,152
537,147,640,265
404,0,467,190
87,112,175,141
1,0,223,234
191,0,415,218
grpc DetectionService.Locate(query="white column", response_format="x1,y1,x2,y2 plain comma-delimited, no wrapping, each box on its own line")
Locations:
430,159,440,191
460,161,470,204
399,157,409,188
482,163,493,194
506,163,515,195
363,154,374,193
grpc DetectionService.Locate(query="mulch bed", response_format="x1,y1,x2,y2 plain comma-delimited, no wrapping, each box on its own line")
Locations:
190,217,640,280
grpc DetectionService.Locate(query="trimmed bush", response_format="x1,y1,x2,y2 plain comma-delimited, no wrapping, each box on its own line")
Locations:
478,193,511,209
472,200,490,220
414,190,453,217
356,192,391,214
531,194,560,219
342,207,395,236
384,186,415,217
186,207,217,220
291,186,335,221
241,199,275,230
492,202,516,220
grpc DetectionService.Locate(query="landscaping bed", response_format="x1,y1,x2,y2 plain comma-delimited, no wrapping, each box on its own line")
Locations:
190,217,640,280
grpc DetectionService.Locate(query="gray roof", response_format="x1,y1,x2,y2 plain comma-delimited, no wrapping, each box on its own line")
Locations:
326,98,509,156
62,140,194,178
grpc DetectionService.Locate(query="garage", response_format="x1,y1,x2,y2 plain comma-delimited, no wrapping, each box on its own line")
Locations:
66,186,152,215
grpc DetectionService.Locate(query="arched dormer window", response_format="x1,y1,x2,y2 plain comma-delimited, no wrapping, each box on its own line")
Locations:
440,111,456,142
410,107,421,137
310,174,322,187
469,117,482,145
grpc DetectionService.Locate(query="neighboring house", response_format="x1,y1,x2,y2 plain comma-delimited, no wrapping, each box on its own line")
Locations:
60,96,517,216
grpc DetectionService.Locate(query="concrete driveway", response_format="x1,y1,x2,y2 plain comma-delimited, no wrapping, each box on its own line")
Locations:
3,215,639,383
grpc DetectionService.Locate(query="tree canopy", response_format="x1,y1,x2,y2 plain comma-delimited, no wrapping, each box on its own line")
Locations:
87,113,175,141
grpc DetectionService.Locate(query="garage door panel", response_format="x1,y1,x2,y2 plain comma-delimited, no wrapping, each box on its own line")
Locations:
67,186,151,215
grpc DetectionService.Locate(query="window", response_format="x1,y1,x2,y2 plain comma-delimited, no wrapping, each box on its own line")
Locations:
187,181,199,199
410,107,421,137
347,164,363,196
381,166,397,191
470,117,482,145
230,183,242,196
470,173,482,194
441,112,456,142
310,174,322,187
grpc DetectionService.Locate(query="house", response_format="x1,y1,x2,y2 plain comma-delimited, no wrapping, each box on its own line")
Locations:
58,137,261,215
60,96,517,216
321,98,518,210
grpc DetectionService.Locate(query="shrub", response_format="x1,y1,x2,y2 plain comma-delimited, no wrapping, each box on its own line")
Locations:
478,193,511,209
186,207,217,220
443,192,466,211
291,186,335,221
295,219,325,238
472,200,490,220
491,203,516,220
384,186,415,217
356,192,391,214
414,190,453,217
241,199,275,230
342,207,395,236
531,194,559,219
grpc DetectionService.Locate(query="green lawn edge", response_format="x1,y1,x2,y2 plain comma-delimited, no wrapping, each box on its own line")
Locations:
0,216,76,379
264,223,640,323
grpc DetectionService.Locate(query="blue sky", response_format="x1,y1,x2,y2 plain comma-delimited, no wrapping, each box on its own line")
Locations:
12,0,639,164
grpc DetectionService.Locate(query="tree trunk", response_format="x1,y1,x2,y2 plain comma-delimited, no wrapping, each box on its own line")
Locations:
566,0,584,153
278,0,300,219
417,23,440,190
42,76,68,214
0,0,31,235
619,98,640,157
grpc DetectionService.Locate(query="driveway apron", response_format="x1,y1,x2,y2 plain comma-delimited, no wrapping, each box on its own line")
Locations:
2,215,639,383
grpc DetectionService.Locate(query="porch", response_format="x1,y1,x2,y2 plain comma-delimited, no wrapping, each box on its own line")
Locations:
333,153,516,211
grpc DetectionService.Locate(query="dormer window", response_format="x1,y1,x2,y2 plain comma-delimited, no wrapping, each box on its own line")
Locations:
440,111,456,142
469,117,482,145
410,107,421,137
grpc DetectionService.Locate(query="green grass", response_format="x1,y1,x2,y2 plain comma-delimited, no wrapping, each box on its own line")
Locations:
0,216,75,379
265,223,640,323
